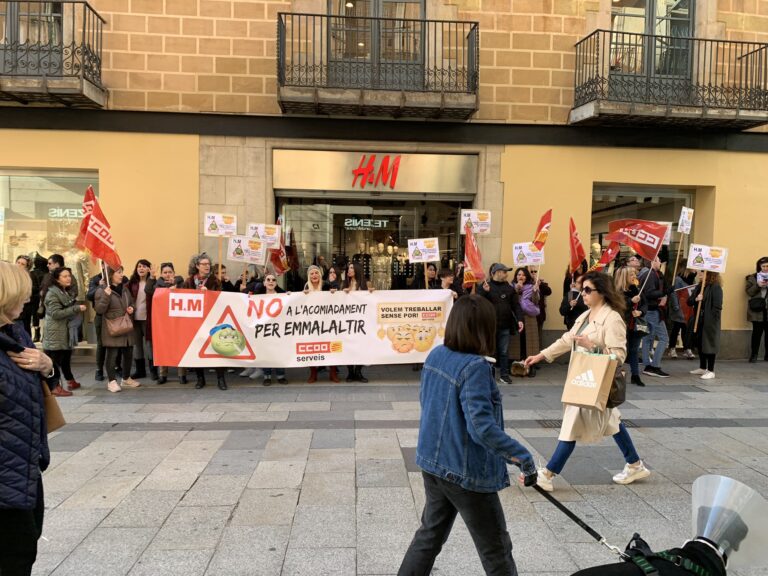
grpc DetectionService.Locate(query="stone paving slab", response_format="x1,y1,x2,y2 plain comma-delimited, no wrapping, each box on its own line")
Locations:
29,361,768,575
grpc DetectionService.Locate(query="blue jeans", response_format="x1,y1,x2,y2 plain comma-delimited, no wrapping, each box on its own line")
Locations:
626,331,643,377
495,329,511,378
546,423,640,475
641,310,668,368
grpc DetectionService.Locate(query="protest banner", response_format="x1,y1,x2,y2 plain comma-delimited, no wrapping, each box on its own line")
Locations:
152,289,453,368
204,213,237,237
678,207,694,235
656,222,672,245
463,224,485,287
532,209,552,251
460,210,491,235
247,223,281,247
228,236,267,266
513,242,545,266
689,244,729,273
407,237,440,263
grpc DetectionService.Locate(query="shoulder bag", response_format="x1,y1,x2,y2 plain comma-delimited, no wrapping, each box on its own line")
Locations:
42,380,66,432
105,292,134,336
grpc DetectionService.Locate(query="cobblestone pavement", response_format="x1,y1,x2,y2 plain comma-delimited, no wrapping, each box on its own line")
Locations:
35,359,768,576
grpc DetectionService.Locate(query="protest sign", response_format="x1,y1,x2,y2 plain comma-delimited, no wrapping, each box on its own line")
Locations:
678,207,694,234
247,223,281,247
228,236,267,265
152,289,453,368
689,244,729,273
204,213,237,237
460,210,491,235
513,242,545,266
246,238,267,265
408,238,440,263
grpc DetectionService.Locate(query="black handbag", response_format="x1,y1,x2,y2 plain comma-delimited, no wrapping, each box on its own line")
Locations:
748,296,767,312
607,366,626,409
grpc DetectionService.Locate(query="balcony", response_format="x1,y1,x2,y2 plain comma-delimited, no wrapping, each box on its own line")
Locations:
570,30,768,130
277,13,478,120
0,1,106,108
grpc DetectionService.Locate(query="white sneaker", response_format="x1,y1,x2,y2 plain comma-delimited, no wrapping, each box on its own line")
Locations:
239,368,255,377
700,371,715,380
248,368,264,380
689,368,707,375
683,349,696,359
668,349,677,358
107,380,122,393
535,468,554,492
121,378,141,388
613,461,650,485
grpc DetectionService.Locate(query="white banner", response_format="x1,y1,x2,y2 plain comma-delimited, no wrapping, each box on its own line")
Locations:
153,289,453,368
460,210,492,235
512,242,545,266
689,244,729,273
678,207,694,235
408,238,440,263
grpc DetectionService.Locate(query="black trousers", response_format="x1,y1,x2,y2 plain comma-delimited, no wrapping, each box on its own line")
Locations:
751,320,768,359
105,346,133,382
398,472,517,576
0,477,44,576
94,314,106,373
669,321,690,350
44,349,74,390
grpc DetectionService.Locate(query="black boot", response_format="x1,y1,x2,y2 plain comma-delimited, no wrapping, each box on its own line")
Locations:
131,359,147,379
195,372,206,389
180,373,188,384
95,369,105,382
631,374,645,387
355,366,368,384
749,355,758,363
150,364,159,381
95,344,106,381
346,366,356,382
217,373,228,391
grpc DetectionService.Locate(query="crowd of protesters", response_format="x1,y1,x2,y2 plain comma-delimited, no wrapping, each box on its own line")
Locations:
7,248,767,396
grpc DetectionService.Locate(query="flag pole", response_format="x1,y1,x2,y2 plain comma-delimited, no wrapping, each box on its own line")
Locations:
671,232,684,287
693,271,706,333
424,263,429,290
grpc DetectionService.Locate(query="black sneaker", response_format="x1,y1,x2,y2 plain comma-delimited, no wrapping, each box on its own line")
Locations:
277,377,288,385
498,374,513,385
630,375,645,387
94,370,105,382
642,366,658,377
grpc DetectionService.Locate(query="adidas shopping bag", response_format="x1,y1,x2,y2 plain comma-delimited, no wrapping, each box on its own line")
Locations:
561,349,618,410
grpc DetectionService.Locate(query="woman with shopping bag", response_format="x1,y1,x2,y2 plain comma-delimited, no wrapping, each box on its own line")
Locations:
524,272,650,492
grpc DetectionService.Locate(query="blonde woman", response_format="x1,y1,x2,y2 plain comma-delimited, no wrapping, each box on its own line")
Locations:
614,266,647,387
304,264,339,383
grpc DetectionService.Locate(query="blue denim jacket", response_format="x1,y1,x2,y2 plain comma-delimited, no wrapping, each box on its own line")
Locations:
415,345,535,493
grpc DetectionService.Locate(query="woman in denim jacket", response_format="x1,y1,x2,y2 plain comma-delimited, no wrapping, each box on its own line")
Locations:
398,295,537,576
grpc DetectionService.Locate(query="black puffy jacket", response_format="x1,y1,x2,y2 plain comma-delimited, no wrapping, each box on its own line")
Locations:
0,322,50,510
480,280,523,333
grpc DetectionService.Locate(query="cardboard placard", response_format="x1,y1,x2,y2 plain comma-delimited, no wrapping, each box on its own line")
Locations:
689,244,729,273
227,236,248,262
204,212,237,237
247,223,281,247
460,210,491,235
228,236,267,265
408,238,440,263
246,238,267,265
513,242,545,266
678,207,694,235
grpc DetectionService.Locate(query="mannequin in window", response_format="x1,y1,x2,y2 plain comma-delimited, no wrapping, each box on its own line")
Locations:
372,242,392,290
352,242,372,281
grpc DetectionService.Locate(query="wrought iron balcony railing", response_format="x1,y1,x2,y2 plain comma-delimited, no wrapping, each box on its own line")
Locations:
277,12,479,94
574,29,768,111
0,1,105,87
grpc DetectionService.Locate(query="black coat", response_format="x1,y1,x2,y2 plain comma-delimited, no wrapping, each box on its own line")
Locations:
688,283,723,355
571,541,725,576
480,280,523,333
638,268,665,311
0,323,50,510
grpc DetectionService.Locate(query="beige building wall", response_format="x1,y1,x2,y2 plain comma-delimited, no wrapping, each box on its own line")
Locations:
90,0,768,123
500,145,768,354
0,129,200,272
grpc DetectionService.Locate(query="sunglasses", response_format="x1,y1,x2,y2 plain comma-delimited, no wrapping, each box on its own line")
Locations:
581,286,599,295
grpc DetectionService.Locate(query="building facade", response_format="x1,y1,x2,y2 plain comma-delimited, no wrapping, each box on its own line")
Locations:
1,0,767,356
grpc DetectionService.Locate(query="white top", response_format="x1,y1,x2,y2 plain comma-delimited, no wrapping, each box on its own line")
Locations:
135,280,147,321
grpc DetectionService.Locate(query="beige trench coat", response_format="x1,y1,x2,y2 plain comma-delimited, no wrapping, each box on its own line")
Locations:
541,305,627,443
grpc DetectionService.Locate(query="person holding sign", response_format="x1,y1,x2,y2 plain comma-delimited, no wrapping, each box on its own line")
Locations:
343,262,373,383
687,271,723,380
638,257,671,379
524,272,650,492
480,263,524,385
412,263,440,290
746,257,768,362
145,262,185,384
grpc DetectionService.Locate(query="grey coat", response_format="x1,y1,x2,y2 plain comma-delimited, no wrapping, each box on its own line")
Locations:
41,285,78,351
94,287,136,348
745,274,768,322
688,284,722,355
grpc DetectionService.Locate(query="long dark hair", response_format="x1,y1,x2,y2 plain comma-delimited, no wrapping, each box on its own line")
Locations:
51,267,73,290
756,257,768,273
343,262,368,290
513,267,533,285
581,271,626,316
129,259,152,284
444,294,496,357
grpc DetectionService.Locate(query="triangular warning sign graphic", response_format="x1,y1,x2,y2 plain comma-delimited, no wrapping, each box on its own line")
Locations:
198,305,256,360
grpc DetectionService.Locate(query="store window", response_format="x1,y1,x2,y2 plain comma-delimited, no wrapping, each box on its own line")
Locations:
1,171,98,343
591,185,694,269
279,197,470,289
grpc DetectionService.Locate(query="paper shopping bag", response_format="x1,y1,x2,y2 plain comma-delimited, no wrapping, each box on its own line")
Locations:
561,349,618,410
42,381,66,433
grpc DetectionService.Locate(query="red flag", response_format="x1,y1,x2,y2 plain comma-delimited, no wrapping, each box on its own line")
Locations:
462,223,485,288
588,241,621,272
269,216,289,276
605,219,668,262
532,209,552,251
569,218,587,274
75,186,121,270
